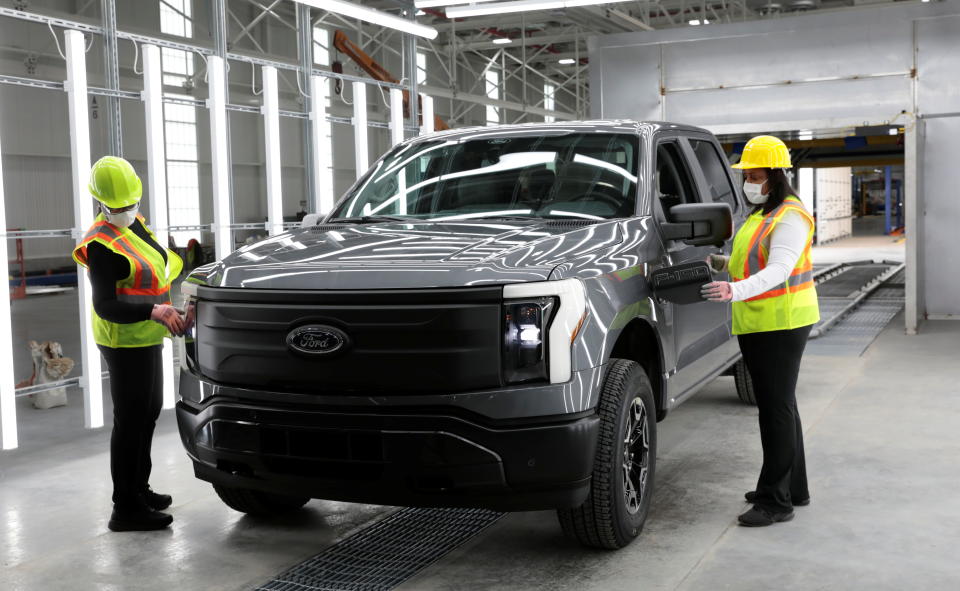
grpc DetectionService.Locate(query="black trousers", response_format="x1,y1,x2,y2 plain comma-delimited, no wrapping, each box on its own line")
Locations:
99,344,163,507
737,324,812,513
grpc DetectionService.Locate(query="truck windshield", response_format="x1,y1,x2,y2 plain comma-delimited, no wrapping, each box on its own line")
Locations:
330,133,640,221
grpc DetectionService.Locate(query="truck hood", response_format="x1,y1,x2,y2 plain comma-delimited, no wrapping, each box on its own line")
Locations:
193,219,624,290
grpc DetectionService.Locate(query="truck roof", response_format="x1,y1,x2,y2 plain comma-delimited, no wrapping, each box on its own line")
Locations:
409,120,712,144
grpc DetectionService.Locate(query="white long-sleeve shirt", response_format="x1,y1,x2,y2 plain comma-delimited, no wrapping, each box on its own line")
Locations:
729,210,812,302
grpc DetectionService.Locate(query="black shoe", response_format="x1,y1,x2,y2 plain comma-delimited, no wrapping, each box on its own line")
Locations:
738,506,794,527
108,505,173,532
744,490,810,506
142,487,173,511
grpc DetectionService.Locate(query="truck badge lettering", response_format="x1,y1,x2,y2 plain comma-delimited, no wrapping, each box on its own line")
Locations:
286,325,348,356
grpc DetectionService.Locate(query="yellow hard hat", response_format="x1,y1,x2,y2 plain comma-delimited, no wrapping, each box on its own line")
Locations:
88,156,142,209
731,135,792,169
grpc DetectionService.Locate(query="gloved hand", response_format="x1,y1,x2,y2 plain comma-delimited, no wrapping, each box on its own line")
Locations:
182,303,196,336
151,304,185,336
706,253,729,274
701,281,733,302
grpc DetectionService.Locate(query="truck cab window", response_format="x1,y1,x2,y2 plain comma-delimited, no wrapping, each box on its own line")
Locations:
655,142,699,222
690,139,739,211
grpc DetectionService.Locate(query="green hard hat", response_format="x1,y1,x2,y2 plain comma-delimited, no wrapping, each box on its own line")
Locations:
88,156,142,209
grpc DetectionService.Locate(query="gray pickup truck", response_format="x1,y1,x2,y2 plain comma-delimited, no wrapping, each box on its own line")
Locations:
177,120,756,549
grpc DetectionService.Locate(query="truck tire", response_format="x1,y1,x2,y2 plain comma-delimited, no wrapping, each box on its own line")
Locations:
733,358,757,405
557,358,657,549
213,485,309,516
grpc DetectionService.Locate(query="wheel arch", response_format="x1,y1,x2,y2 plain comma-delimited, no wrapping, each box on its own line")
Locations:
609,318,668,421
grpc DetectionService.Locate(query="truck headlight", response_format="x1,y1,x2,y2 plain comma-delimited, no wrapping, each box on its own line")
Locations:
502,278,587,384
503,298,555,384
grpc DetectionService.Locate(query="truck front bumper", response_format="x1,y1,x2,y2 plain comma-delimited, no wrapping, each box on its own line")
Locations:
176,371,600,511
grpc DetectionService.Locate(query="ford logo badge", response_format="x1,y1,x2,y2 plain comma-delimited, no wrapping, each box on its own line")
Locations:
286,325,348,356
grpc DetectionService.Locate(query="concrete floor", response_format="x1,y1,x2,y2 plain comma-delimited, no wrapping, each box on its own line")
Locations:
3,312,959,591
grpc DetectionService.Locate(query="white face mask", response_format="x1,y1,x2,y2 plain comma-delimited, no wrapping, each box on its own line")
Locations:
743,181,768,204
103,203,139,228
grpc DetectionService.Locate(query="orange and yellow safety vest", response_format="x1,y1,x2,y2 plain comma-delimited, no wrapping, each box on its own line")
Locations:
73,214,183,348
728,196,819,335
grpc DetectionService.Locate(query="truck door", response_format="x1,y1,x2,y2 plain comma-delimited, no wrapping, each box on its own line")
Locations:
652,138,735,400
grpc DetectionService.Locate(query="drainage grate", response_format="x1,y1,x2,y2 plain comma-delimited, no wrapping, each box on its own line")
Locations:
255,507,505,591
807,300,904,356
815,264,892,298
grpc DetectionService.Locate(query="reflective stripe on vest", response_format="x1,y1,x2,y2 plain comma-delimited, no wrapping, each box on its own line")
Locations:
728,197,820,335
72,214,184,348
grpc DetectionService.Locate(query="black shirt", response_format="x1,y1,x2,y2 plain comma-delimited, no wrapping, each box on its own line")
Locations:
87,219,168,324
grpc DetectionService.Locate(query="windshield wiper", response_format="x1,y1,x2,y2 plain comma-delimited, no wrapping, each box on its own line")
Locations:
328,215,413,224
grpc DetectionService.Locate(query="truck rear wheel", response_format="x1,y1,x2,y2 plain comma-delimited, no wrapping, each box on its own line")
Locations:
733,358,757,405
213,485,310,516
557,358,656,549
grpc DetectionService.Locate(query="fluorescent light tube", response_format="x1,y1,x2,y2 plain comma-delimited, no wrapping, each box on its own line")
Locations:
294,0,438,40
415,0,500,8
493,38,512,44
558,58,576,65
446,0,624,18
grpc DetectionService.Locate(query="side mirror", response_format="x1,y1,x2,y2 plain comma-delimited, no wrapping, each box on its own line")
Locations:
661,203,733,247
650,261,713,305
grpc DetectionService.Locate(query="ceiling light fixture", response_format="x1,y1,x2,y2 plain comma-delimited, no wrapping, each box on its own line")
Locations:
492,37,513,44
293,0,438,39
558,58,576,65
415,0,500,8
446,0,630,18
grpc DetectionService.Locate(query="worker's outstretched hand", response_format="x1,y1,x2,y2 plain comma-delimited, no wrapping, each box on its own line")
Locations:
182,303,196,336
701,281,733,302
151,304,186,336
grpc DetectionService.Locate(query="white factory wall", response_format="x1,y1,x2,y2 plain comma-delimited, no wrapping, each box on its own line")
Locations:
588,0,960,319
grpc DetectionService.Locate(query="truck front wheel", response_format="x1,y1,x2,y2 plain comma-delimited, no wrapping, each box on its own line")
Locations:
213,485,310,516
557,358,657,549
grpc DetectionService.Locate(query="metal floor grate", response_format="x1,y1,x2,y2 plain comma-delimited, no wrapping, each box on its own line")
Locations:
255,507,505,591
815,264,892,298
807,300,904,356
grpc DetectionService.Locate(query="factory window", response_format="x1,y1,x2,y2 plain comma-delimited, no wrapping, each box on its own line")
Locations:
690,139,738,211
313,27,330,66
544,83,555,123
485,69,500,125
159,0,200,244
417,51,428,86
312,27,335,210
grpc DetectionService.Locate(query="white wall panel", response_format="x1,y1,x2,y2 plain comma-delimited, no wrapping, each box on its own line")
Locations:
917,16,960,116
920,117,960,316
661,21,911,92
589,44,660,121
665,77,913,129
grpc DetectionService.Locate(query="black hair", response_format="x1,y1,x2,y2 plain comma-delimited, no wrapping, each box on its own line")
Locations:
755,168,800,215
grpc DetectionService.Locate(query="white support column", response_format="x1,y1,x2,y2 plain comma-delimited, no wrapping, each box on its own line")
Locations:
420,94,435,135
310,75,334,215
65,29,104,430
207,55,232,259
353,81,368,180
389,88,405,146
142,43,176,409
262,66,284,236
905,118,924,335
0,112,17,449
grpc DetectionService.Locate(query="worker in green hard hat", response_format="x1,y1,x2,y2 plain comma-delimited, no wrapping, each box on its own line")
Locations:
72,156,188,532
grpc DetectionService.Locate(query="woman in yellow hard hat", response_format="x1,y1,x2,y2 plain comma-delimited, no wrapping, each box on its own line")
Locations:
700,136,820,527
72,156,188,532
